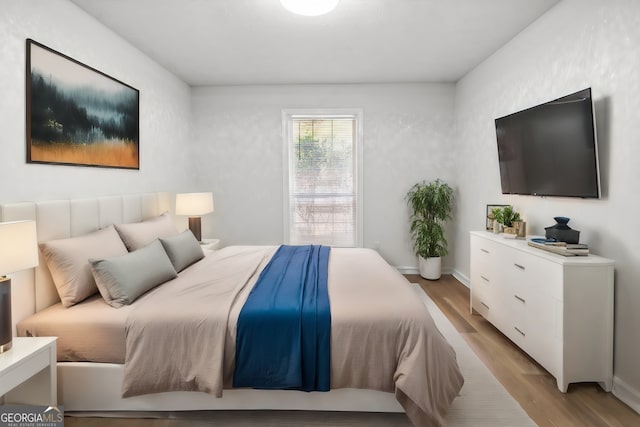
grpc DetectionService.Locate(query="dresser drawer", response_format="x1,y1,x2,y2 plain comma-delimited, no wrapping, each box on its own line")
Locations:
470,275,491,317
518,252,563,301
472,296,491,318
527,297,562,375
470,235,498,281
470,235,500,319
507,292,528,347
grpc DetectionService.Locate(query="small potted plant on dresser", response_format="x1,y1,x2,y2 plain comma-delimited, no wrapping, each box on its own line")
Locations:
406,179,454,280
492,205,521,235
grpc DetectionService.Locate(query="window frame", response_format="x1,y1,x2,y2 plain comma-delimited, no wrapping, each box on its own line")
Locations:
282,108,364,247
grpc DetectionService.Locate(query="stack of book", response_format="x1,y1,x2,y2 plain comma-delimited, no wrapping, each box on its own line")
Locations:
527,240,589,256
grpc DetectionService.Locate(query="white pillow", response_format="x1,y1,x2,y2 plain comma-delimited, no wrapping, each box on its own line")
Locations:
159,230,204,272
39,225,128,308
114,212,178,251
90,240,178,308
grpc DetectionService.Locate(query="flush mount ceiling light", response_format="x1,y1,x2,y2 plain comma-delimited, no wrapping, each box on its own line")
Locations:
280,0,339,16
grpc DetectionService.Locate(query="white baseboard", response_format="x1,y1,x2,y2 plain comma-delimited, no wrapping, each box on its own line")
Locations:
395,266,455,276
613,376,640,415
396,266,419,275
451,269,470,288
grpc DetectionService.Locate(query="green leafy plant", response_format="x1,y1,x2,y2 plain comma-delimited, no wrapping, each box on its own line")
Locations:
491,207,504,226
492,206,521,227
406,179,454,259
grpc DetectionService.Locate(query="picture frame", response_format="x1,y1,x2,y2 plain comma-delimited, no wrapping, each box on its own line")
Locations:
26,39,139,169
486,204,510,230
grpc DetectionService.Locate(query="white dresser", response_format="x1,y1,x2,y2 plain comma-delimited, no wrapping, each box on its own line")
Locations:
469,231,614,392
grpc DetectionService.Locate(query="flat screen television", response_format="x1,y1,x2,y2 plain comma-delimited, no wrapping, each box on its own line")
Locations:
495,88,600,198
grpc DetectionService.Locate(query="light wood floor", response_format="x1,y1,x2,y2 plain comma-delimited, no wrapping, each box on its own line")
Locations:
410,274,640,427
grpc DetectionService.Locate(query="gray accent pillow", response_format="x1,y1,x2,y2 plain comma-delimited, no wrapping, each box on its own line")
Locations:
90,240,178,308
39,225,129,308
159,230,204,272
114,212,178,251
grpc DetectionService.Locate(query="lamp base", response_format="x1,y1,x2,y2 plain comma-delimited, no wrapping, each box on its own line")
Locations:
188,217,202,242
0,277,12,353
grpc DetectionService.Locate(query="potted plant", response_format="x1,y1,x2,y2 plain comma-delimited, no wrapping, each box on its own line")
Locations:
406,179,454,280
491,206,521,234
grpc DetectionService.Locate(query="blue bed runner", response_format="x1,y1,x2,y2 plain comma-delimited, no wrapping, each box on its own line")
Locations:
233,245,331,392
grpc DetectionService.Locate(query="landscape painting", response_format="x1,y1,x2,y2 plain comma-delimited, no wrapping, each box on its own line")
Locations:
26,39,139,169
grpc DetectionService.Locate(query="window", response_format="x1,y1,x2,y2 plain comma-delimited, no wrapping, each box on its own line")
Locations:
283,109,363,247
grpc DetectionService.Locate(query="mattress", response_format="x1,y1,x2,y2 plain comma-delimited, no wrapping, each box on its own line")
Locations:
17,294,130,363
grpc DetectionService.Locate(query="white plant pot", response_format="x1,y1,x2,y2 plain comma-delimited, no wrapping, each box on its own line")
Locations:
418,256,442,280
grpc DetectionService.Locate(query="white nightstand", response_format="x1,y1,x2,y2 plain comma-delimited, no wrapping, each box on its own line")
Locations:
200,238,221,251
0,336,57,406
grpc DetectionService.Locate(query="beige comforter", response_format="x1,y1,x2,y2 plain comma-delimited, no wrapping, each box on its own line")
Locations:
123,246,463,426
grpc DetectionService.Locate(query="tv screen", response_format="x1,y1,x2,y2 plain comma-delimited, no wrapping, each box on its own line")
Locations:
495,88,600,198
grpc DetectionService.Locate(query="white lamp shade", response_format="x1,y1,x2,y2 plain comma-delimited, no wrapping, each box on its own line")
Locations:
280,0,339,16
176,193,214,216
0,220,39,275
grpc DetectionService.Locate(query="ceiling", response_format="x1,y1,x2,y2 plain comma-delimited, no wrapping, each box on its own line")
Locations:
70,0,560,87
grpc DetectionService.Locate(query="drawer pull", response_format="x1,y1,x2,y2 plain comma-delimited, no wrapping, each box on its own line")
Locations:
514,326,526,337
481,302,490,310
480,275,490,282
481,248,490,254
514,263,525,271
514,295,526,303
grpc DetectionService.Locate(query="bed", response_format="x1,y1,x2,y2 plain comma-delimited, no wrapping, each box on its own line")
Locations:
1,192,463,426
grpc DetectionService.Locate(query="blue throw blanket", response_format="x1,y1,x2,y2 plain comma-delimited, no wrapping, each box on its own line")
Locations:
233,245,331,392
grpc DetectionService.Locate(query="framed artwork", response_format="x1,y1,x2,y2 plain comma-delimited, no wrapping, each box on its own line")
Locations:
486,204,509,230
26,39,139,169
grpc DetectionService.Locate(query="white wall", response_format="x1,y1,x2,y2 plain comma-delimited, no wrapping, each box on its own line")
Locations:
453,0,640,410
191,83,456,269
0,0,193,203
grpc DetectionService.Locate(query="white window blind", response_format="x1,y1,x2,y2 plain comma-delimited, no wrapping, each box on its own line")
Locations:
284,111,362,247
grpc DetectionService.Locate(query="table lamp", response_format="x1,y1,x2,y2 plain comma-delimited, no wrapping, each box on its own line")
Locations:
175,192,214,242
0,220,38,353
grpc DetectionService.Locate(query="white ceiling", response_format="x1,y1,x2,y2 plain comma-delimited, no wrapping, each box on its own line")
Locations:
70,0,560,86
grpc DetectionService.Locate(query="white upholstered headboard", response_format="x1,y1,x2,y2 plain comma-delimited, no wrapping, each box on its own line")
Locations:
0,192,172,328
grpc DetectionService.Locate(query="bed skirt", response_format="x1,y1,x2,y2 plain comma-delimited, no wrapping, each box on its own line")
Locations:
58,362,404,412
